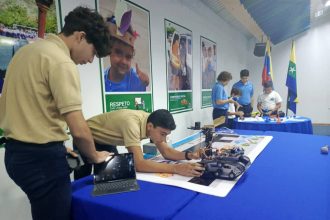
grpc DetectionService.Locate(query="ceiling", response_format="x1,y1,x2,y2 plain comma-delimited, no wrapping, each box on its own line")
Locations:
200,0,330,45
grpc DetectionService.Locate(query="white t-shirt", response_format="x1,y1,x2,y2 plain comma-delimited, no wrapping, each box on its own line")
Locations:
228,103,236,119
257,90,282,111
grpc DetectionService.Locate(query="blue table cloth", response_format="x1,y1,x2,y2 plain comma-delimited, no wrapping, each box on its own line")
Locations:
234,116,313,134
71,176,198,220
172,131,330,220
71,130,329,220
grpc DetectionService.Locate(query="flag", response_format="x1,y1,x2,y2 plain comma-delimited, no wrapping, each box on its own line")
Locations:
286,40,298,114
261,40,273,86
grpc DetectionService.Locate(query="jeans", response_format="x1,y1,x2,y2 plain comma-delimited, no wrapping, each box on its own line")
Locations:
227,118,235,129
5,139,71,220
238,104,253,117
73,142,118,180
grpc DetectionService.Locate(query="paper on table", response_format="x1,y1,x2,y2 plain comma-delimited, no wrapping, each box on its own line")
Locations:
238,117,265,122
285,117,306,122
137,135,273,197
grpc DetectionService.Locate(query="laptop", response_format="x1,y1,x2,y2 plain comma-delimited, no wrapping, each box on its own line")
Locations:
92,153,140,196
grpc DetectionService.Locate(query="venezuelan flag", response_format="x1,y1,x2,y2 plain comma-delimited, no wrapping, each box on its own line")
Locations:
261,40,273,86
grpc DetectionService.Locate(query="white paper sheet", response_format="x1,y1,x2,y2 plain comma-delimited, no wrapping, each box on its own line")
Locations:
238,117,265,122
137,135,273,197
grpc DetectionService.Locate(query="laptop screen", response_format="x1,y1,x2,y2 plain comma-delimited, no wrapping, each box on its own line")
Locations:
94,153,136,183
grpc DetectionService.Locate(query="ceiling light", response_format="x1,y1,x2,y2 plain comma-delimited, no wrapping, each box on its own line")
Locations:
325,0,330,7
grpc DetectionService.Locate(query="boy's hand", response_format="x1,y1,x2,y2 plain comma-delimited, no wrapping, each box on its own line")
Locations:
136,63,150,86
173,163,205,177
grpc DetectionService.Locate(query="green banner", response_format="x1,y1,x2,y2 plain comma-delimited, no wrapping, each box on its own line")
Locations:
105,93,152,112
201,90,212,108
168,91,192,113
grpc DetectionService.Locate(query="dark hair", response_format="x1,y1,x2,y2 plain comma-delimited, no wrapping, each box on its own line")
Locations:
240,69,249,77
231,87,241,96
61,6,111,57
217,71,232,82
147,109,176,130
263,81,273,88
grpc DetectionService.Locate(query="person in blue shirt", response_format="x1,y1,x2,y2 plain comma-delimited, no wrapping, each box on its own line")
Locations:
104,37,149,92
104,13,149,92
232,69,254,117
212,71,237,128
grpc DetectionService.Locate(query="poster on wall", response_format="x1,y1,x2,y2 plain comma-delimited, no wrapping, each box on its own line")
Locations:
201,36,216,108
165,19,192,113
0,0,57,95
98,0,152,112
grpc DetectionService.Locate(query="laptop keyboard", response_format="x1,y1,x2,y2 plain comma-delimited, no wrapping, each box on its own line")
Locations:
93,179,139,196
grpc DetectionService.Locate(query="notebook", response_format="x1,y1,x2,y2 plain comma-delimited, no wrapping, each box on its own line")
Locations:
92,153,140,196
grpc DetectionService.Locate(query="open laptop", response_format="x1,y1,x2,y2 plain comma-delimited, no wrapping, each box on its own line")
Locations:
92,153,140,196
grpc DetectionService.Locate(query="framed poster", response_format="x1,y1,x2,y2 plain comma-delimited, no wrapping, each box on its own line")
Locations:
201,36,216,108
98,0,152,112
0,0,57,95
165,19,192,113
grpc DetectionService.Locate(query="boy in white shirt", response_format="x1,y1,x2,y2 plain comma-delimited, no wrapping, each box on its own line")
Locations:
227,88,244,128
257,81,282,116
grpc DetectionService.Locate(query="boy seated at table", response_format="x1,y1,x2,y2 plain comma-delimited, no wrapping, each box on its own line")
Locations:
257,81,282,117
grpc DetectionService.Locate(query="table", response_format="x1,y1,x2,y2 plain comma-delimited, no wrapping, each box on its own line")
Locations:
234,116,313,134
71,130,330,220
172,131,330,220
71,176,197,220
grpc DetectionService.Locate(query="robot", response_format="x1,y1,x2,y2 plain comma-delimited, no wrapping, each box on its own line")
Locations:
199,127,251,180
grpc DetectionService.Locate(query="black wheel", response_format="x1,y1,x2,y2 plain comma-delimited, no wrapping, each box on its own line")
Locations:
239,156,250,166
229,172,235,180
213,169,222,178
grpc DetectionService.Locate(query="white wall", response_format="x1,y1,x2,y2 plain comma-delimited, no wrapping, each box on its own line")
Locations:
247,16,330,124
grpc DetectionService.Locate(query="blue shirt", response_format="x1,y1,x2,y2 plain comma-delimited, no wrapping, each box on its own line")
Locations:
232,80,253,105
104,66,146,92
212,82,228,109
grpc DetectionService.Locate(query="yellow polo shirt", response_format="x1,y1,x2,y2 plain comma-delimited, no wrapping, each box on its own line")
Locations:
87,109,148,147
0,34,82,143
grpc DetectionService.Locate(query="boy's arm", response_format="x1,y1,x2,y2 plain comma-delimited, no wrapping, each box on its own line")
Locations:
257,102,263,113
127,145,203,176
64,110,110,164
156,141,202,160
